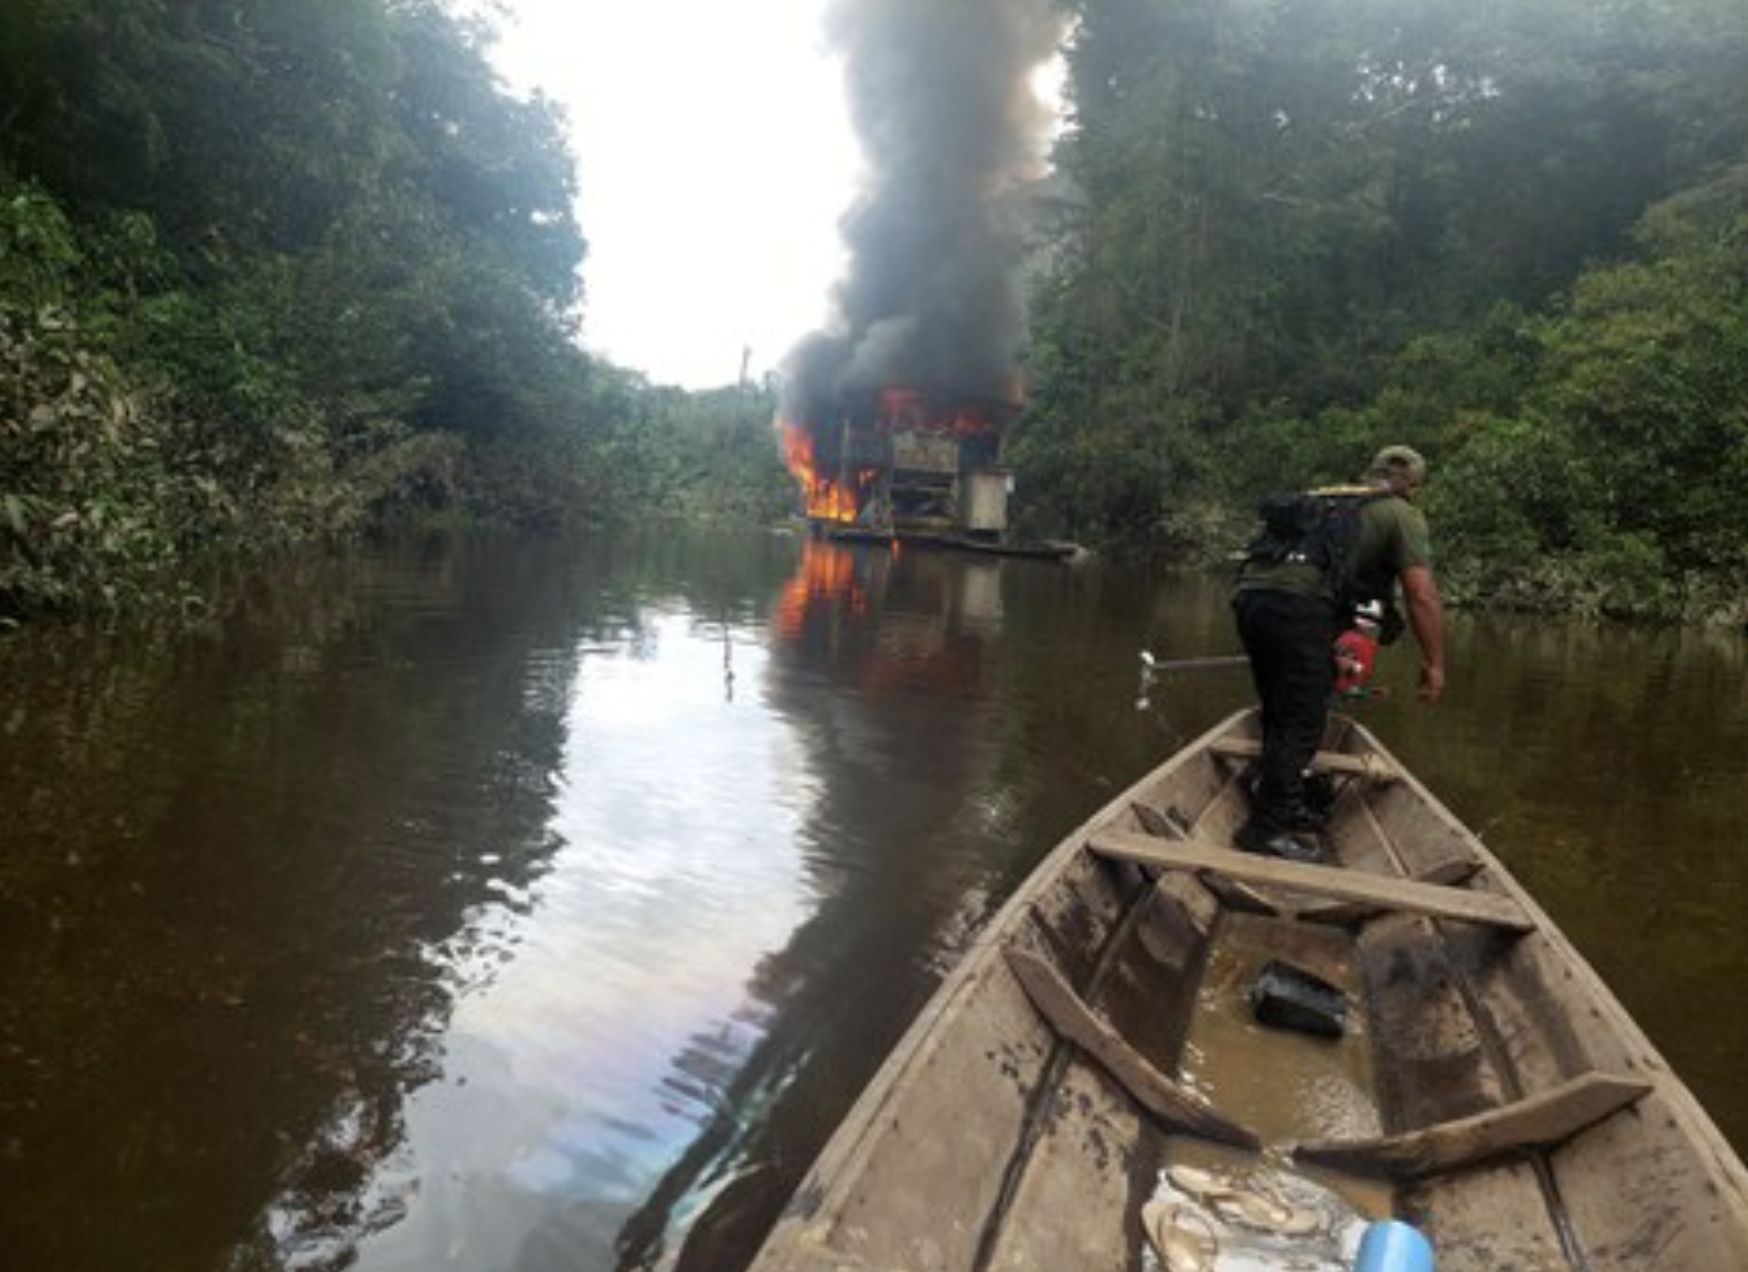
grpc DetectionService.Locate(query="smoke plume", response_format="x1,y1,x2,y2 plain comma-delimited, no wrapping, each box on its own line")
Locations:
782,0,1062,423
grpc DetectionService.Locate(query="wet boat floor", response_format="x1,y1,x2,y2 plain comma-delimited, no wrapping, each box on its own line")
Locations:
1168,910,1394,1221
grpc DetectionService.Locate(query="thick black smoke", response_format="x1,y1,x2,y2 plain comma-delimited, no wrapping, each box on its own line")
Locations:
781,0,1061,424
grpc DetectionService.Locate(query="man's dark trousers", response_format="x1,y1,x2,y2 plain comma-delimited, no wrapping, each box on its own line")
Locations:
1233,588,1338,832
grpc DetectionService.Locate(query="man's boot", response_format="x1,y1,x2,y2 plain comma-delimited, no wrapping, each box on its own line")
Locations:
1282,800,1330,832
1247,768,1333,832
1299,772,1338,825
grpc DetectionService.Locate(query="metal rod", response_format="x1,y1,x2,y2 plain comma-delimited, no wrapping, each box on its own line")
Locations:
1144,654,1251,672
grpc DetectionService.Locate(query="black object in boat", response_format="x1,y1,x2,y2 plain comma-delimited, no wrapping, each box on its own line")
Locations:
1251,959,1348,1038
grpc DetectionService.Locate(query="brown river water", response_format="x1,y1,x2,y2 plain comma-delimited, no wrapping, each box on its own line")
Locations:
2,528,1744,1271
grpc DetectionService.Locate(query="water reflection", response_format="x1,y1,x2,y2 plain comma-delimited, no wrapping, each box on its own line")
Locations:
2,531,1743,1272
615,540,1025,1271
1,542,584,1272
332,603,818,1272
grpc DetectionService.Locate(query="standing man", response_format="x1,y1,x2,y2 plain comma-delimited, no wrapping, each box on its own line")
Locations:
1230,445,1445,861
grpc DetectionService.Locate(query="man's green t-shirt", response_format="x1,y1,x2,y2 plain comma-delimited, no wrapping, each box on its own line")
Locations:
1235,491,1433,604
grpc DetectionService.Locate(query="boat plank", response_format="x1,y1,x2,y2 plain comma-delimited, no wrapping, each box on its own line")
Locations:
1401,1160,1573,1272
1087,831,1533,931
1130,798,1284,916
748,710,1748,1272
1196,870,1283,916
1344,863,1574,1265
1462,918,1748,1270
1300,858,1483,926
1209,736,1399,783
1026,844,1138,993
751,826,1149,1271
1097,875,1222,1070
1129,799,1186,839
1372,751,1748,1270
1459,925,1748,1270
750,960,1050,1272
1005,948,1259,1147
1358,913,1505,1134
976,1060,1152,1271
1296,1072,1651,1178
1365,778,1486,892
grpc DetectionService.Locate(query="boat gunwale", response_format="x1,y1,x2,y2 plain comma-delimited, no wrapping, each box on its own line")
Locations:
747,709,1252,1267
1340,716,1748,1216
747,708,1748,1270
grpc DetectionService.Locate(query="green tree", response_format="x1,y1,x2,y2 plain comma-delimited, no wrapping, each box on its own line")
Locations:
1017,0,1748,620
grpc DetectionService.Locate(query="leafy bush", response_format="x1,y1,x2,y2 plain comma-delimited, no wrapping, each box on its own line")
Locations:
0,191,192,612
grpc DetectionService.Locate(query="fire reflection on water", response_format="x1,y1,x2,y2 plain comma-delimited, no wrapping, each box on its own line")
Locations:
610,538,1015,1270
14,532,1739,1272
772,537,871,640
769,537,999,703
242,536,1013,1272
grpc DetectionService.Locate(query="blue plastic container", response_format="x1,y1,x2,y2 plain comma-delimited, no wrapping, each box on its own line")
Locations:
1354,1219,1434,1272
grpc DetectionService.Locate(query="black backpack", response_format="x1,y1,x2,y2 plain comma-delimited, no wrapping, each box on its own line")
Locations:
1242,487,1386,602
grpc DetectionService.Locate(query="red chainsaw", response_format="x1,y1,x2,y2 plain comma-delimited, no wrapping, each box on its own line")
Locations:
1332,611,1381,698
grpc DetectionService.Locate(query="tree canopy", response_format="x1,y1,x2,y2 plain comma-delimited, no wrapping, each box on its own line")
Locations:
6,0,1747,621
1,0,785,618
1014,0,1748,618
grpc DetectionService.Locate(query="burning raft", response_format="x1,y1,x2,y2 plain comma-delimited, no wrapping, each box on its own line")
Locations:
746,708,1748,1271
778,387,1019,546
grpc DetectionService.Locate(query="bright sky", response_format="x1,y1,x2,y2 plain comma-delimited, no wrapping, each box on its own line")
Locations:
479,0,859,389
477,1,1067,392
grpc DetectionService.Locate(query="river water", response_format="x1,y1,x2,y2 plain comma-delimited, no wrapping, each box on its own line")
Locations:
1,528,1744,1271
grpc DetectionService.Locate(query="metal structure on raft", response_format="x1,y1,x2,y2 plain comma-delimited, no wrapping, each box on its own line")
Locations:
777,387,1072,560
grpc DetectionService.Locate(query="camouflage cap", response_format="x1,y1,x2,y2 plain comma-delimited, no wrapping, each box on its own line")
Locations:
1367,444,1428,487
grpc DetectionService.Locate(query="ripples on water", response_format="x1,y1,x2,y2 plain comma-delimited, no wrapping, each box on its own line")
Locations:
0,529,1743,1272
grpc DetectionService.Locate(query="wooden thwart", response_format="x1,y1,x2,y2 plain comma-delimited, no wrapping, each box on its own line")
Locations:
1004,948,1260,1149
1088,831,1533,932
1298,857,1484,927
1209,737,1398,783
749,708,1748,1272
1293,1072,1653,1179
1130,802,1282,915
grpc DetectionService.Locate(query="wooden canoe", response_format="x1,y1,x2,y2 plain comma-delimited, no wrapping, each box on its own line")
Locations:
747,708,1748,1271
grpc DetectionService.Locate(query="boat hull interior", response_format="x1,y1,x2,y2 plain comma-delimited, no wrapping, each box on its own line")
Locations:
749,710,1748,1271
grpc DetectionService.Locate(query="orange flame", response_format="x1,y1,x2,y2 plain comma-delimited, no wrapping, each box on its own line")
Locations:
876,388,998,436
779,388,1015,523
779,419,878,523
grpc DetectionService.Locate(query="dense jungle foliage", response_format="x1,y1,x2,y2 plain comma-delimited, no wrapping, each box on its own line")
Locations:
6,1,1748,623
1014,0,1748,620
0,0,785,619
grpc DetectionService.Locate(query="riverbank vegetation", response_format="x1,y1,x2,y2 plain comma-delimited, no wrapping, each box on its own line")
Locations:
1013,0,1748,621
7,0,1748,624
0,0,785,620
